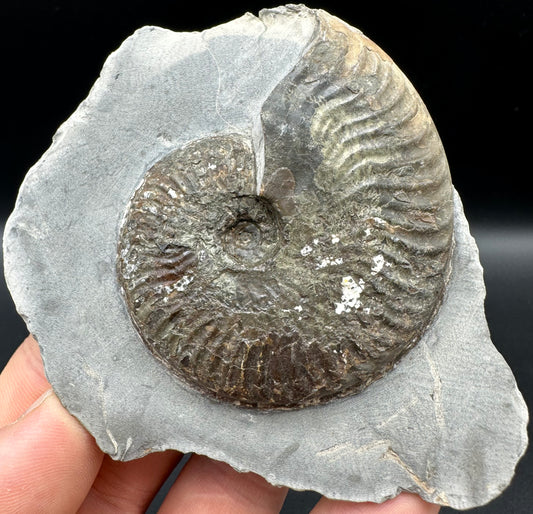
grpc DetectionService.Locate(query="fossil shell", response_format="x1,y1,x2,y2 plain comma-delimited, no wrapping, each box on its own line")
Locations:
3,6,528,507
117,9,454,409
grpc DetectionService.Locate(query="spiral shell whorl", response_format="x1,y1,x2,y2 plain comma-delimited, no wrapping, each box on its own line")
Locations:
118,10,454,410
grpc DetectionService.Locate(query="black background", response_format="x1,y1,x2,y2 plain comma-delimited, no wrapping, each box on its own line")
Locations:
1,1,531,512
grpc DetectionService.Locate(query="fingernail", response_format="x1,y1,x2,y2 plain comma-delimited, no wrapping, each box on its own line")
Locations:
13,388,54,424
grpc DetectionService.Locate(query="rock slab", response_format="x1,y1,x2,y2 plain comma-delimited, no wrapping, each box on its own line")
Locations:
3,5,528,509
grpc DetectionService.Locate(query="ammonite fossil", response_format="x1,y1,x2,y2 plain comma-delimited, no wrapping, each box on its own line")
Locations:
3,5,528,508
117,9,454,410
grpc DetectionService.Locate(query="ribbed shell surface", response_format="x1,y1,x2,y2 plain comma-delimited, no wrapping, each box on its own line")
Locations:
118,10,454,409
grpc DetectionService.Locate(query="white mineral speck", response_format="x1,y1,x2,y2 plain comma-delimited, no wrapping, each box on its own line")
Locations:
316,256,343,269
331,234,340,244
143,191,153,199
123,262,137,279
168,188,177,199
371,254,385,275
335,276,365,314
364,228,372,237
294,305,303,312
301,245,313,256
175,275,194,291
158,275,194,294
313,238,319,245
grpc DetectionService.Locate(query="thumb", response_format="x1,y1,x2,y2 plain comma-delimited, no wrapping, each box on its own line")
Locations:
0,388,103,513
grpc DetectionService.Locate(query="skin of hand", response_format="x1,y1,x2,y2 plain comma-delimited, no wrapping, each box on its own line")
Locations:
0,336,440,514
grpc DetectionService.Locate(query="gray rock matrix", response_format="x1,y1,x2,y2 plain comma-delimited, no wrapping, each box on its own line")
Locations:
3,5,527,509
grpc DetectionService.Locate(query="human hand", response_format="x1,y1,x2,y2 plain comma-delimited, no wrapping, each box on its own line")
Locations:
0,336,440,513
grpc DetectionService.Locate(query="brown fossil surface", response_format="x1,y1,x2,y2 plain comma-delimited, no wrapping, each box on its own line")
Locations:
117,9,454,410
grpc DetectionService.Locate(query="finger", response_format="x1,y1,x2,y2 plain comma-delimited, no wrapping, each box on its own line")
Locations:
78,450,183,513
0,335,51,427
311,492,440,513
0,390,104,513
158,454,288,514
